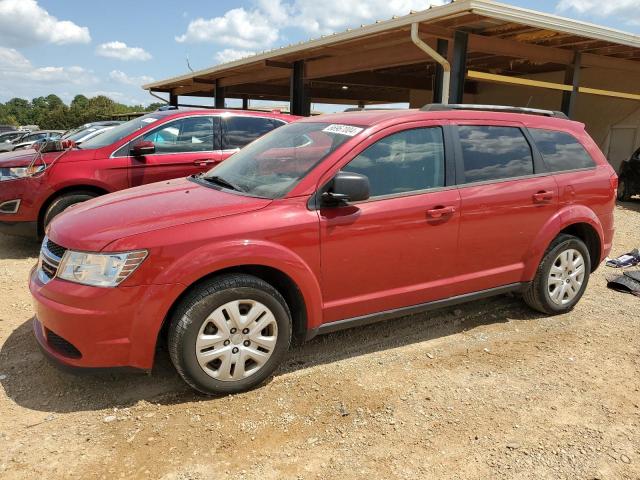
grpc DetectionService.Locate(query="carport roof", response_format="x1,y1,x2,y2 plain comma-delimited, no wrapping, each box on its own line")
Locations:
143,0,640,103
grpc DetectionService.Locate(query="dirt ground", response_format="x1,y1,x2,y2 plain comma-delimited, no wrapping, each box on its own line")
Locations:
0,202,639,480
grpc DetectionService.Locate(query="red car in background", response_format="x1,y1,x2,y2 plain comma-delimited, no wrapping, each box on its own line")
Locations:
0,108,298,238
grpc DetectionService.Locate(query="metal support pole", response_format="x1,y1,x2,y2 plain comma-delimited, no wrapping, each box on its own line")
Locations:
433,38,449,103
169,92,178,107
242,96,249,110
214,79,226,109
449,31,468,104
561,51,581,119
290,60,311,116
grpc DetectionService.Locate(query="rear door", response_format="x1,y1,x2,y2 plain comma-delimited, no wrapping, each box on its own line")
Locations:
124,115,223,187
319,122,461,323
450,122,558,296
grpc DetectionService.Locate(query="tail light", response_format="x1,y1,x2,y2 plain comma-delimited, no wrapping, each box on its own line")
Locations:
610,173,618,190
610,171,619,197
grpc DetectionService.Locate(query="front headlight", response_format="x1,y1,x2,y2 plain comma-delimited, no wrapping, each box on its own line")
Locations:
0,165,45,181
57,250,148,287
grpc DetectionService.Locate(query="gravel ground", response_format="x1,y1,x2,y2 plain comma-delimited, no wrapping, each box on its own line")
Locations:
0,201,639,479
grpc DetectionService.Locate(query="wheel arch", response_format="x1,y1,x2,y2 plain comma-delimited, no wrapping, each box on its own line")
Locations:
557,223,601,272
157,264,311,355
523,205,605,279
38,184,110,235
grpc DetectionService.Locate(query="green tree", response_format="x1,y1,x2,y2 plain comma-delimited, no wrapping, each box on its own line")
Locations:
0,94,164,130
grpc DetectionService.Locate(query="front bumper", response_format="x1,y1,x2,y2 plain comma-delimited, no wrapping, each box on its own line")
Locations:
0,177,46,238
29,266,185,370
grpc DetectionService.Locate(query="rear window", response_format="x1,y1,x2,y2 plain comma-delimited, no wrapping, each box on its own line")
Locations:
222,116,285,150
529,129,595,172
458,125,534,183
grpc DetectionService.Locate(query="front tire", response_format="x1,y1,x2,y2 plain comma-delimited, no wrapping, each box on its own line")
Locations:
523,234,591,315
168,274,292,395
43,191,98,229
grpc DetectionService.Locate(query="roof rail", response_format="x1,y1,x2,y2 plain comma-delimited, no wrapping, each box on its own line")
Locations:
420,103,568,119
343,107,404,112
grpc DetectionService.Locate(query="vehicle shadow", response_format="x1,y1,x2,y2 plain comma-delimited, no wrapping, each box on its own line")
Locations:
0,295,543,414
0,233,40,260
617,197,640,213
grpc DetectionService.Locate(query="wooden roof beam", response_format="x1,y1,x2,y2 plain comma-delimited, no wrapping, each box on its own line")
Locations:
467,33,640,73
306,39,438,79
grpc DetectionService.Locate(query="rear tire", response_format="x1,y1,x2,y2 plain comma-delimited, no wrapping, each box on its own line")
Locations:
43,191,98,229
523,234,591,315
168,274,292,395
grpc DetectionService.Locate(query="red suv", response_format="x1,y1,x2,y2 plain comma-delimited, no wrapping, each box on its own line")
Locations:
0,108,297,238
29,105,616,394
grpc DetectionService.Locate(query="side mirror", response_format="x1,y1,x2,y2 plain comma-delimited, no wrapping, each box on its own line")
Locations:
322,171,370,205
131,140,155,157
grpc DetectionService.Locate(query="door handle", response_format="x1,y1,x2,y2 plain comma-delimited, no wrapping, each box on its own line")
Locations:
427,205,456,218
194,159,218,166
532,190,553,203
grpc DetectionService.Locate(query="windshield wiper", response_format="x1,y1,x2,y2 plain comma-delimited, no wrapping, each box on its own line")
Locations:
202,175,243,192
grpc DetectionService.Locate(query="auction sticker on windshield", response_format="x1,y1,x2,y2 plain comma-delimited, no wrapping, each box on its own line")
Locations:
322,124,364,137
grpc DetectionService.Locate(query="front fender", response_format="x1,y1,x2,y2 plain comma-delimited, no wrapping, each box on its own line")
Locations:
522,204,604,280
150,239,323,331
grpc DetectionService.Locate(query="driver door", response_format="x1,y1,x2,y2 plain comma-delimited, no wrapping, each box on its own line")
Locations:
319,123,460,323
127,115,223,186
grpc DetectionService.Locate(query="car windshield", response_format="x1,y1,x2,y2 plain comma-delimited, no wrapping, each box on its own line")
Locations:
80,114,163,149
200,122,360,199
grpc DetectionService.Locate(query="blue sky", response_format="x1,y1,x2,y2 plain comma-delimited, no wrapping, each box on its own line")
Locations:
0,0,638,107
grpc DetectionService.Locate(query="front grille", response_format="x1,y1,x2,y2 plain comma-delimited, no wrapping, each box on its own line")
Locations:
46,239,67,258
38,236,67,283
45,328,82,359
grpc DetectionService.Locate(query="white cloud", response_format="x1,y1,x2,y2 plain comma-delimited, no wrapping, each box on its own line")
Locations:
176,1,446,51
109,70,155,86
556,0,640,24
0,0,90,47
214,49,256,64
0,47,98,100
176,7,279,49
96,41,152,61
288,0,447,35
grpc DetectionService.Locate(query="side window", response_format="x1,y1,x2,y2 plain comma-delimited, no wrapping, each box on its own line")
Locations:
529,129,596,172
141,116,216,154
223,117,284,150
343,127,445,198
458,126,534,183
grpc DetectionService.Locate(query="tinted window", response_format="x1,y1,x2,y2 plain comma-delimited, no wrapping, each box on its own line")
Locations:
529,129,595,172
223,116,285,150
344,127,445,198
203,122,354,199
25,133,47,142
458,126,533,183
81,113,165,150
141,116,216,154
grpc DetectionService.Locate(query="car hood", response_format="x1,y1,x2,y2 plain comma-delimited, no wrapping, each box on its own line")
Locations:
48,177,272,251
0,149,38,166
0,147,91,167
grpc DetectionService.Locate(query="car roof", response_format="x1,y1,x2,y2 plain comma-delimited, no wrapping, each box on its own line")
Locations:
299,108,584,132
